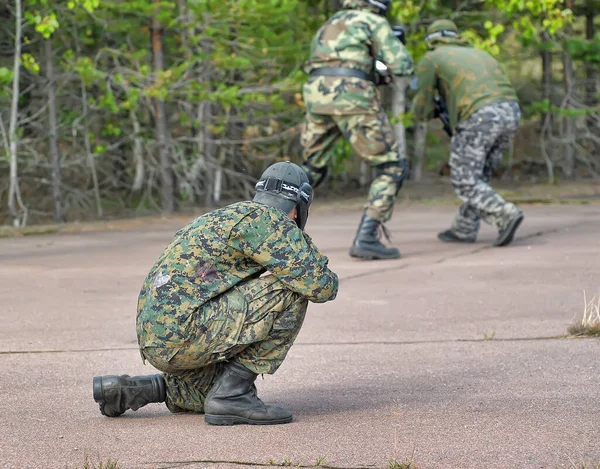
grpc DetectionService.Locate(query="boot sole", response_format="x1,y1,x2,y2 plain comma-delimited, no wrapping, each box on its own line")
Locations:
494,213,524,247
349,247,400,260
437,233,476,243
92,376,114,417
204,414,293,426
93,376,104,402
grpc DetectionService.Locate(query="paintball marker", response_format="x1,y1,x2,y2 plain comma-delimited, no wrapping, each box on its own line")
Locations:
391,25,406,45
434,96,453,137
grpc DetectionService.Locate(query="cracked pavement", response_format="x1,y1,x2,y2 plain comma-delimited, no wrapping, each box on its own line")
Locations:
1,203,600,469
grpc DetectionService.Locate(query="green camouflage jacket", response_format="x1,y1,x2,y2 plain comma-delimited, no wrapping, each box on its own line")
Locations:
411,36,518,130
137,201,338,348
302,7,413,115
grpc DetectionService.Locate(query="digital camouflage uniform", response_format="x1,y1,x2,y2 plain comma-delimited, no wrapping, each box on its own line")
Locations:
411,22,522,240
301,0,413,223
136,201,338,412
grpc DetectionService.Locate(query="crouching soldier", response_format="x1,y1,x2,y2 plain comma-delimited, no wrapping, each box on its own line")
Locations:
92,162,339,425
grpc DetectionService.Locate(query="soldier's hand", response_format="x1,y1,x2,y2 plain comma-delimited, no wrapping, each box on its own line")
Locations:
375,73,392,86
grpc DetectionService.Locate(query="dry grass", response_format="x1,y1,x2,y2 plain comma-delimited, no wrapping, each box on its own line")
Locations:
71,457,123,469
568,291,600,337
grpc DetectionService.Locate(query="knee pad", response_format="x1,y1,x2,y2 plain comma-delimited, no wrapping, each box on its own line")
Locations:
376,159,408,194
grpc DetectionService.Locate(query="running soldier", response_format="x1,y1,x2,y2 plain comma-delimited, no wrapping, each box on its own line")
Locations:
301,0,414,260
411,19,524,246
93,162,338,425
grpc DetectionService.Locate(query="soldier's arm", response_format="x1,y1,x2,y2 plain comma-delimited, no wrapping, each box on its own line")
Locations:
411,55,437,121
231,215,339,303
371,21,414,76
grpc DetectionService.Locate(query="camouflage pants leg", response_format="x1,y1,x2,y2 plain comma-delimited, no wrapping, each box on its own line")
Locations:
334,109,403,223
141,275,307,412
449,101,521,238
301,111,341,186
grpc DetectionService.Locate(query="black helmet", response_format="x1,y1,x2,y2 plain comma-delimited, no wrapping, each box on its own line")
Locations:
253,161,313,230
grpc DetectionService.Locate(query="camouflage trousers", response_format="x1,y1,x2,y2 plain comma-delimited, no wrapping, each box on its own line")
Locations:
301,108,405,223
449,101,521,238
140,274,308,412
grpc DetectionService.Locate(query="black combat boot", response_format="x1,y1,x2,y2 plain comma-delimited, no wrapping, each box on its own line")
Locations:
93,374,166,417
349,214,400,260
204,362,292,426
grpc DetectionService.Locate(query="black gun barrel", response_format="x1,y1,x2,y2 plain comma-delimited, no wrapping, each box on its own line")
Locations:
434,96,453,137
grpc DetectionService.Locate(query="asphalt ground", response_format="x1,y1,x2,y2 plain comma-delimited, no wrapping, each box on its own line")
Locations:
1,201,599,469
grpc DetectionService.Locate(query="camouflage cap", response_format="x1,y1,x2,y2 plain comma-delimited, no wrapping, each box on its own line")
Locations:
427,19,459,36
253,161,310,215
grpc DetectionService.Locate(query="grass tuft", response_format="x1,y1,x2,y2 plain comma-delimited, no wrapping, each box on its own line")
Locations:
73,456,124,469
568,462,600,468
388,458,422,469
568,291,600,337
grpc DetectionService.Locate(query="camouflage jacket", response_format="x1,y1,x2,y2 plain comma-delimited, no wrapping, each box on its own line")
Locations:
411,36,518,130
302,7,413,116
137,201,338,348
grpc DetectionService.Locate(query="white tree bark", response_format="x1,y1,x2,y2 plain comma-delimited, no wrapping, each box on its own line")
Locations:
8,0,28,227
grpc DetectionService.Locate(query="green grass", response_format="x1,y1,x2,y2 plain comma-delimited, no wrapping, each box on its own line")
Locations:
388,458,422,469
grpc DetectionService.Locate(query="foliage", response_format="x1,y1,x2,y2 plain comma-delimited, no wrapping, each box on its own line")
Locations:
0,0,599,225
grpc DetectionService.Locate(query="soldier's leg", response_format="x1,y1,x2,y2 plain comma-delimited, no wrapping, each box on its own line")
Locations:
137,278,304,416
202,275,307,425
222,274,308,373
300,111,341,187
445,103,521,242
138,275,306,415
335,110,407,259
484,102,524,246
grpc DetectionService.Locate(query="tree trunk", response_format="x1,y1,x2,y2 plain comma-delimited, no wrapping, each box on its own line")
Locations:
80,78,103,217
200,16,218,208
585,3,597,107
131,110,145,193
7,0,27,226
562,16,575,178
151,1,175,212
45,38,65,222
541,31,553,123
73,26,102,217
391,77,409,159
412,122,428,182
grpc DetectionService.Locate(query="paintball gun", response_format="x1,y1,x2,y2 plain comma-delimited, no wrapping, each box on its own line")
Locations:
434,96,453,137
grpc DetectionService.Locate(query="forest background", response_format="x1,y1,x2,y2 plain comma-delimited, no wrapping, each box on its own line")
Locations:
1,0,599,226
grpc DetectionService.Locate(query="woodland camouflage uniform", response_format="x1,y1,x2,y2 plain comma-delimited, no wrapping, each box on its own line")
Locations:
137,200,338,412
301,0,414,260
411,19,524,245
